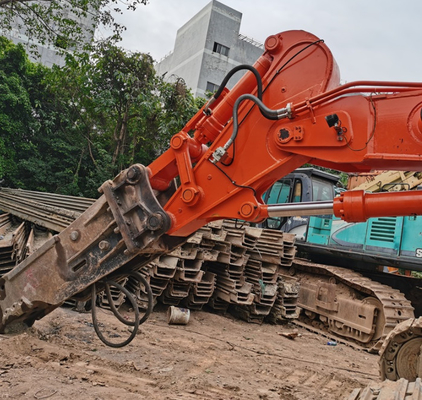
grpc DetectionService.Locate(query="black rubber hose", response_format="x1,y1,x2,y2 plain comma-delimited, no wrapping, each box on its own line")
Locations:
214,64,263,101
130,271,153,325
226,93,282,148
91,280,140,348
104,271,153,327
104,282,134,326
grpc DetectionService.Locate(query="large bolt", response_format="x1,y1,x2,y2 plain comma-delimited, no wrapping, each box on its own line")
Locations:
182,187,201,205
70,230,80,241
147,213,164,231
265,34,282,52
127,165,141,183
239,202,256,219
182,188,195,202
99,241,110,251
170,134,185,150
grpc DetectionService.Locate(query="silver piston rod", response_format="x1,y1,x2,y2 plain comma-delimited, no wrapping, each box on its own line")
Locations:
266,201,334,217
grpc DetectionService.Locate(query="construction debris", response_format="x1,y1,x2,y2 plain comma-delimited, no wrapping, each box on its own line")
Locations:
167,306,190,325
0,214,50,277
278,329,300,340
0,188,95,232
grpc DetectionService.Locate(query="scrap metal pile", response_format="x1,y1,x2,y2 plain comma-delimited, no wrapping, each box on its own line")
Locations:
0,188,300,324
4,187,422,396
136,219,299,323
0,188,95,232
0,214,36,276
345,378,422,400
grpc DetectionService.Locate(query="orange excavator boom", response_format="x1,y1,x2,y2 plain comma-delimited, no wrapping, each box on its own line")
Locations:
148,31,422,236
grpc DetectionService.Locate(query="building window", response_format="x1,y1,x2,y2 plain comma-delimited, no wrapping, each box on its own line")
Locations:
206,81,219,93
213,42,230,57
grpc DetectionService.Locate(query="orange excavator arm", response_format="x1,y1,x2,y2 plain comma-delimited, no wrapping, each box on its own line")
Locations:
1,30,422,336
148,30,422,236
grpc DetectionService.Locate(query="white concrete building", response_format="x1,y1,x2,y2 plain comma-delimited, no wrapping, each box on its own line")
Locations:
0,2,96,67
155,1,263,98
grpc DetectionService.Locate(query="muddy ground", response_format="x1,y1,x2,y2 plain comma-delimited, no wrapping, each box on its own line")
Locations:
0,306,380,400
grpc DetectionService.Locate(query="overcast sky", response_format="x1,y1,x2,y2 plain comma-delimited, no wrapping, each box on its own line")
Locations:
101,0,422,83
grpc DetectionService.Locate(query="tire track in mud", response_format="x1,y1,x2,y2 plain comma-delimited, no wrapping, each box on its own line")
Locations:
0,307,379,400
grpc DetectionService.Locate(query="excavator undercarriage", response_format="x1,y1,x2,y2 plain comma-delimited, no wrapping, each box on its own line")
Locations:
283,259,415,352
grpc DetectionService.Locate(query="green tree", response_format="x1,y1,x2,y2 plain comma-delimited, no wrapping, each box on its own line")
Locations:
55,42,203,175
0,36,43,185
0,37,102,196
0,37,203,197
0,0,148,54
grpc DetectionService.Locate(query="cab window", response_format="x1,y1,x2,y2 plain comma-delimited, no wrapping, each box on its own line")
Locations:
312,178,334,201
266,179,292,205
264,179,293,229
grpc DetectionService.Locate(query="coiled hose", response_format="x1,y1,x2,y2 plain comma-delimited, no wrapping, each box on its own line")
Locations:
90,271,153,348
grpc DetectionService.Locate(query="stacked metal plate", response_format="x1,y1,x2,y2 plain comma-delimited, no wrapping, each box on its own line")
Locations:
141,255,179,300
266,275,300,324
181,271,217,310
0,215,37,277
98,278,128,310
0,188,95,232
0,214,16,277
205,221,255,308
281,232,296,266
230,228,284,323
0,186,301,325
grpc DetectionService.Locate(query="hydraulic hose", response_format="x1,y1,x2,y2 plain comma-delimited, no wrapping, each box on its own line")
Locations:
90,271,154,348
91,280,140,348
204,65,263,114
225,93,291,151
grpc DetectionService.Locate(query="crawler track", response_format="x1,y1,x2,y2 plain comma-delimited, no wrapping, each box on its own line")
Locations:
281,259,415,352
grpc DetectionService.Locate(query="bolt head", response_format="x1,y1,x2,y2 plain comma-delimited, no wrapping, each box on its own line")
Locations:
70,231,80,241
99,240,110,251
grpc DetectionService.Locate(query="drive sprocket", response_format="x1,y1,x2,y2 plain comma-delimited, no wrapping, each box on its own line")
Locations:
379,317,422,381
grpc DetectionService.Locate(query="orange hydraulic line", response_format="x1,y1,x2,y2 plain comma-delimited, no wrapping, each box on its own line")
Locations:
309,80,422,102
293,81,422,114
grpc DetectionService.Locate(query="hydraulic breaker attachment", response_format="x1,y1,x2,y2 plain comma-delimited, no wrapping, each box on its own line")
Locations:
0,164,183,334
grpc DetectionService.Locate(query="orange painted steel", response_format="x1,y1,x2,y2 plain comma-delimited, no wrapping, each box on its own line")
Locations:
146,30,422,237
333,190,422,222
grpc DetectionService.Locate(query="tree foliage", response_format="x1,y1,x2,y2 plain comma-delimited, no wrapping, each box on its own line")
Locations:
0,0,148,53
0,36,45,185
0,37,203,198
52,41,204,175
